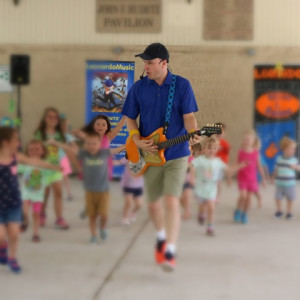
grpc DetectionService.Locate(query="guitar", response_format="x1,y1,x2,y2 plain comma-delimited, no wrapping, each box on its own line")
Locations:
125,124,222,176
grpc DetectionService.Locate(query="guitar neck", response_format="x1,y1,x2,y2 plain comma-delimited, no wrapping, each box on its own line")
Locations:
157,130,205,150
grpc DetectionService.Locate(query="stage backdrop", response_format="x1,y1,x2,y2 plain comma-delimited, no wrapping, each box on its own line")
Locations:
254,64,300,174
86,60,135,178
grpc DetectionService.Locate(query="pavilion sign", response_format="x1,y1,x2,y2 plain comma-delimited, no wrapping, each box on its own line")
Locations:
96,0,162,33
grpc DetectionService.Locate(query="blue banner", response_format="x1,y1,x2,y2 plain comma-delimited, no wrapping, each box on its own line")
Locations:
86,60,135,178
256,120,297,174
254,64,300,175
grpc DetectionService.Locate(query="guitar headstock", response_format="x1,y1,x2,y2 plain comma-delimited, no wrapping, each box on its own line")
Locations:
199,123,222,137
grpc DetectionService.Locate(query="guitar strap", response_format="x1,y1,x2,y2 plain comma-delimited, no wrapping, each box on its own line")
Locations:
163,75,177,135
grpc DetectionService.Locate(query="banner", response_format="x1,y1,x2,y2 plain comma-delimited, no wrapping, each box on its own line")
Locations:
254,64,300,174
86,60,135,178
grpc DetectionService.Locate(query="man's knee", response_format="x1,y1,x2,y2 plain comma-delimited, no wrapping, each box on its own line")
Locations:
164,195,179,210
148,201,161,213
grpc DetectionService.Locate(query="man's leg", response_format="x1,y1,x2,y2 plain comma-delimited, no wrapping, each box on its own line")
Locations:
148,197,164,232
161,157,188,271
144,166,166,265
148,198,166,264
164,195,180,246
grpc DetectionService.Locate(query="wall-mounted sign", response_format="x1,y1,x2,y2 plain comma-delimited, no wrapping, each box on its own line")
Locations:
203,0,253,41
86,60,135,178
96,0,161,33
254,64,300,174
0,66,13,93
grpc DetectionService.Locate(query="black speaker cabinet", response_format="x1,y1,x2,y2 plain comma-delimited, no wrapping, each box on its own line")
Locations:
10,55,30,85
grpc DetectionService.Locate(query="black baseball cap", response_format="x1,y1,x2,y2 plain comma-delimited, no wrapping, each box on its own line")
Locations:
135,43,169,62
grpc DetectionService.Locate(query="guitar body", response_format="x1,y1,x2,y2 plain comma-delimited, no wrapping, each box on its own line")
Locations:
126,128,166,176
125,124,221,177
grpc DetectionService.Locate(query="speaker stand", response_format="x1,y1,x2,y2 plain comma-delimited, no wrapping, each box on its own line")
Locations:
16,84,22,146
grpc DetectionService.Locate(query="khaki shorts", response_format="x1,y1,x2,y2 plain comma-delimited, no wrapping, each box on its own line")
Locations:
143,157,188,202
85,191,110,216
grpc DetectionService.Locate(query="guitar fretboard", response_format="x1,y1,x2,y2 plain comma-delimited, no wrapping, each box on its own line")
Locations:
157,130,205,150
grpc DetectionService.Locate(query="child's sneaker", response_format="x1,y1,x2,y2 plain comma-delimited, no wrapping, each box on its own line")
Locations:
161,251,176,272
55,218,69,230
32,235,41,243
8,258,22,274
286,213,294,220
39,213,46,227
90,236,98,243
197,215,205,225
274,211,283,218
206,227,215,236
100,229,108,241
0,244,7,265
241,212,248,224
130,213,136,223
155,239,166,264
233,210,242,223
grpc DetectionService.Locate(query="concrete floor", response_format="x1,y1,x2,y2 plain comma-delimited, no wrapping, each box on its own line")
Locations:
0,178,299,300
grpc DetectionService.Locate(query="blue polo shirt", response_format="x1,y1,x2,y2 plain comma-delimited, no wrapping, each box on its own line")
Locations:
122,71,198,161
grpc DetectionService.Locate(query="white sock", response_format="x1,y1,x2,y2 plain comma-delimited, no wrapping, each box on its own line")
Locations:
156,229,166,241
166,243,176,254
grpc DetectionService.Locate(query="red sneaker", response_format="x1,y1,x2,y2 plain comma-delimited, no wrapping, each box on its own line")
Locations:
155,240,166,264
161,252,176,272
55,218,69,230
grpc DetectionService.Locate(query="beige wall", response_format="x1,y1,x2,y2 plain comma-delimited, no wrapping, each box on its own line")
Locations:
1,0,300,46
1,45,299,162
1,0,300,161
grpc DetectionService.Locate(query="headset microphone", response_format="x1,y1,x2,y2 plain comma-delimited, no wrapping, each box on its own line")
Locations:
140,70,145,80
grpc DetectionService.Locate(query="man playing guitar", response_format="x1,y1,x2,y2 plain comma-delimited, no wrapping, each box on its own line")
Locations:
122,43,199,272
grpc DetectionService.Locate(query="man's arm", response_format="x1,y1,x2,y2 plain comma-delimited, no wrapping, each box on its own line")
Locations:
126,117,157,153
183,112,197,133
183,112,203,145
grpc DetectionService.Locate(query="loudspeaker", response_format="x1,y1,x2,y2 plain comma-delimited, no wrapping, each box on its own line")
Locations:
10,55,30,85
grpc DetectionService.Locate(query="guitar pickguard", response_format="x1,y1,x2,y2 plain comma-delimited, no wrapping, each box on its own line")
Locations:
128,149,146,175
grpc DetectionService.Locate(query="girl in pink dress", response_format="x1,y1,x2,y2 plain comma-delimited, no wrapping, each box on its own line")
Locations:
233,129,266,224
